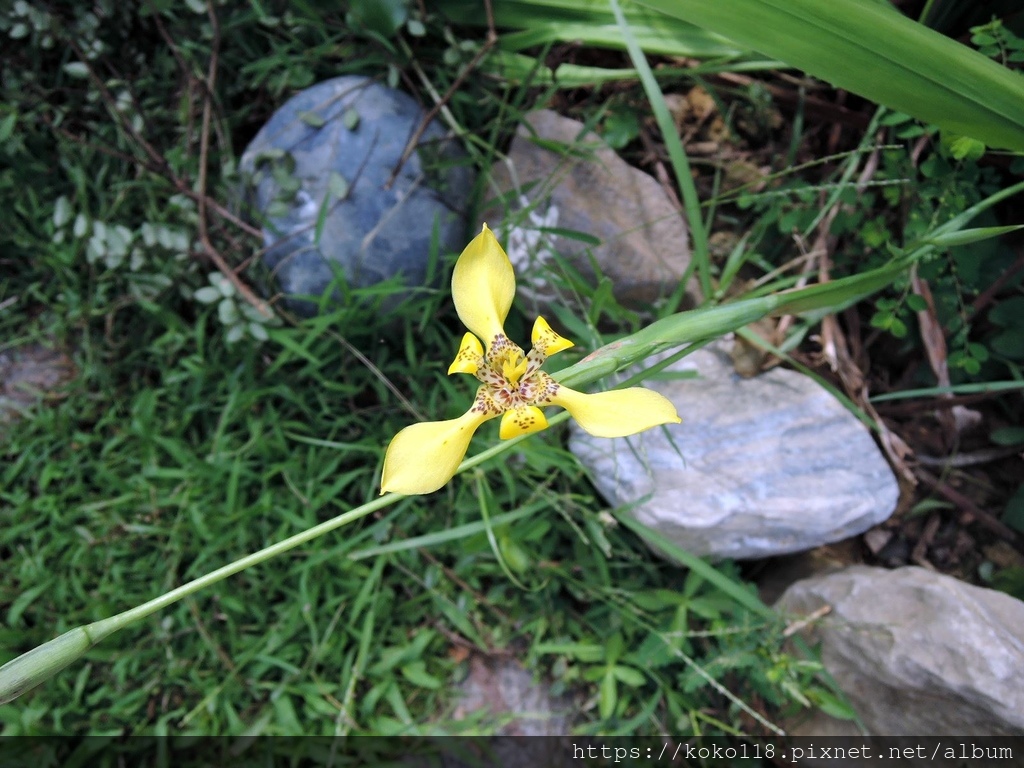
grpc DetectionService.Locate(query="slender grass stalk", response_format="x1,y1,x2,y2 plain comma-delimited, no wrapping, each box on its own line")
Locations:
608,0,712,299
870,380,1024,402
0,495,397,705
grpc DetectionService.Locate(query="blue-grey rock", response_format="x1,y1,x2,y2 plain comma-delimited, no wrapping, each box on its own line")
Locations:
239,76,473,315
569,341,899,560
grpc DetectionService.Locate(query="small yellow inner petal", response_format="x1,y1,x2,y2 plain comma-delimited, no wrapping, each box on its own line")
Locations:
501,353,529,385
499,406,549,439
448,332,484,375
531,316,574,357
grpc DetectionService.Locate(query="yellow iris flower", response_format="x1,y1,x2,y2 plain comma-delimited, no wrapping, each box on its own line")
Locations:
380,224,681,495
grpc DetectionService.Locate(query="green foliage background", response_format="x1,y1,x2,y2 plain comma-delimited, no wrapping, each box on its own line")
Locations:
1,0,1022,742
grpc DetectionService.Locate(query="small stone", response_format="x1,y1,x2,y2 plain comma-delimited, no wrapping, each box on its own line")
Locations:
0,342,76,430
863,527,893,555
569,342,899,560
239,76,473,315
452,655,573,736
482,110,700,317
776,565,1024,735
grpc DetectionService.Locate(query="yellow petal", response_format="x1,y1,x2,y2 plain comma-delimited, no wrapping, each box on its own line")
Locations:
531,316,574,357
451,224,515,347
380,408,494,495
499,406,549,439
447,332,484,375
549,385,681,438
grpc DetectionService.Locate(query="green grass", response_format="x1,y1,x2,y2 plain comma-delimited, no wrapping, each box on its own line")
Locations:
0,277,813,735
2,0,1023,746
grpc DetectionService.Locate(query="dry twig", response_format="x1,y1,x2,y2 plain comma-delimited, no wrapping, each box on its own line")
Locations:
194,1,272,319
915,467,1021,544
385,0,498,189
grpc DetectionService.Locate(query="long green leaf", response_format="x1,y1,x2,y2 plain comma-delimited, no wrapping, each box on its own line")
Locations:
499,22,741,58
636,0,1024,150
436,0,750,59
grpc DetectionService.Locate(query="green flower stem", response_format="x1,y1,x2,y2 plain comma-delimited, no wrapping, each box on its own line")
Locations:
26,90,1024,714
0,253,913,705
0,494,397,705
0,414,581,705
555,256,910,389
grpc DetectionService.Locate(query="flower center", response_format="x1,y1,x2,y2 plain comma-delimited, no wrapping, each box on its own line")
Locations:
473,334,559,413
450,326,566,419
486,344,532,406
500,352,529,387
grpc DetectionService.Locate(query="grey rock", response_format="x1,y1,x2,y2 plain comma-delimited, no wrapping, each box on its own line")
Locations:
452,655,573,736
482,110,699,316
239,76,473,315
568,342,898,560
776,565,1024,736
0,343,76,430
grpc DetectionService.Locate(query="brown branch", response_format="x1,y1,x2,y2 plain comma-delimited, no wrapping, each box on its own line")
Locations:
876,389,1023,416
63,18,268,316
712,72,873,132
806,139,917,483
44,117,262,241
970,247,1024,318
915,467,1021,545
193,0,271,318
147,0,232,196
385,2,498,189
187,599,237,673
196,0,219,248
274,305,425,422
65,37,174,176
